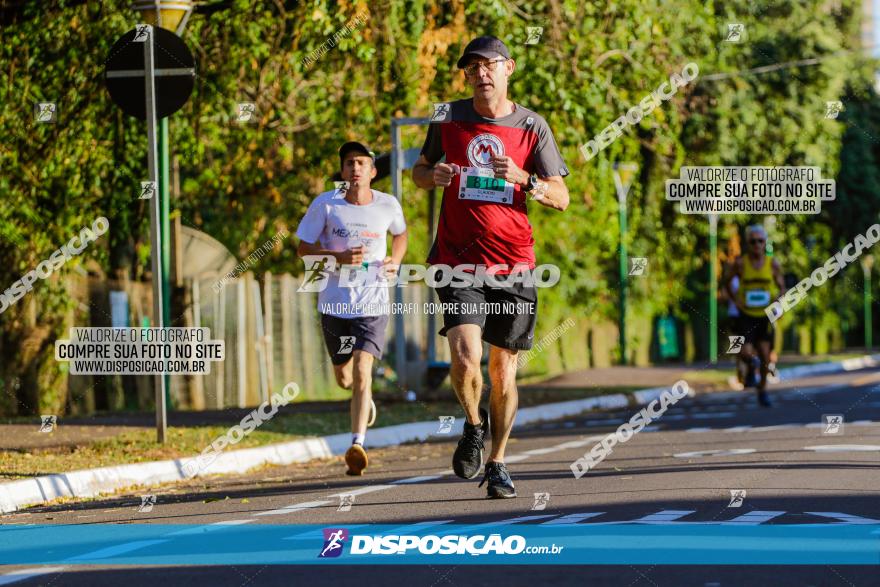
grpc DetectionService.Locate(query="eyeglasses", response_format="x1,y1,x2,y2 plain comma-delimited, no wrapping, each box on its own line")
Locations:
463,59,507,76
748,239,765,244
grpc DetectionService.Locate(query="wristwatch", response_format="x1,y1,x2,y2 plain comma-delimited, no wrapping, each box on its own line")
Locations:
522,174,539,192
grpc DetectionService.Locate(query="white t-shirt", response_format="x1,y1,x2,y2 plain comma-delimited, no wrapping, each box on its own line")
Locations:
295,189,406,318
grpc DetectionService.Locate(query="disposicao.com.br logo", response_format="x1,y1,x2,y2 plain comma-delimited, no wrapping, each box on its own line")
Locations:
317,528,563,558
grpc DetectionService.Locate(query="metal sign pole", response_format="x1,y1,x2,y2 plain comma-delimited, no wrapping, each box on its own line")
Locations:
143,26,167,443
391,120,406,389
709,213,718,363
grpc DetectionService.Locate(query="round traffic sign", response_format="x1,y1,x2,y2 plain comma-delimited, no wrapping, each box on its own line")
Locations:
104,26,195,120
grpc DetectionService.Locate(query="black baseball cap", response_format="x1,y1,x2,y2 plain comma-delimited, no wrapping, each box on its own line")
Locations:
456,35,511,69
339,141,375,166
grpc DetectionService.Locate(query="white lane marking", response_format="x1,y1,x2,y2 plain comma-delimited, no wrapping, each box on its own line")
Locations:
0,567,67,586
504,454,531,463
722,426,753,432
494,514,557,525
850,420,878,425
63,539,168,561
522,447,558,456
254,499,332,517
721,511,785,525
686,427,712,433
163,519,255,536
542,512,604,525
804,445,880,452
326,485,396,498
553,438,604,449
748,424,797,432
392,475,444,484
673,449,756,458
805,512,880,524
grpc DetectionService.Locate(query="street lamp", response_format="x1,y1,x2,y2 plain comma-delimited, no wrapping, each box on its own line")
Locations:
862,254,874,350
130,0,194,441
132,1,194,34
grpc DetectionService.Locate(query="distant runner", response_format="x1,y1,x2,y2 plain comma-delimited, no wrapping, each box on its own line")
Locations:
412,36,570,498
724,225,786,407
296,141,408,475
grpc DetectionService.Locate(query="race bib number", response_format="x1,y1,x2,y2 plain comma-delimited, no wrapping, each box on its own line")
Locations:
745,290,771,307
458,166,515,205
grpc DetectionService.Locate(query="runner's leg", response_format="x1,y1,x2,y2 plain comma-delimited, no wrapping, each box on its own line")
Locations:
447,324,484,425
350,350,374,438
487,344,518,462
757,340,771,390
333,362,353,390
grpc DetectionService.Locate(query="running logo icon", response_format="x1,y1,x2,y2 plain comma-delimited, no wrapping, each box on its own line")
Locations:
319,528,348,558
333,181,350,196
39,415,57,433
725,24,744,42
728,489,746,508
140,181,157,200
338,336,355,355
525,27,543,45
531,492,550,511
435,416,455,434
298,255,336,292
34,102,57,123
237,102,256,123
822,414,844,434
133,24,150,42
727,336,745,353
337,494,355,512
629,257,648,276
825,101,843,119
431,103,450,123
137,494,156,513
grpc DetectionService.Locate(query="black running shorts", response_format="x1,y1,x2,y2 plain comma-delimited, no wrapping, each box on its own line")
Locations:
320,313,389,365
434,280,538,351
738,314,774,347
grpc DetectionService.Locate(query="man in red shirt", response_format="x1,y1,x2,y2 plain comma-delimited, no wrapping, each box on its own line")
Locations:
413,35,570,498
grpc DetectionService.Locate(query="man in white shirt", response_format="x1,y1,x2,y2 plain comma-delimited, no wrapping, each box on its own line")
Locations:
296,141,407,475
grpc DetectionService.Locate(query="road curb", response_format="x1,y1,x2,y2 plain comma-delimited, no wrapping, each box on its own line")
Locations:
1,354,874,513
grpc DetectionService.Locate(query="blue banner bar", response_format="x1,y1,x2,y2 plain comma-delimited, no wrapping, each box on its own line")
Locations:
0,524,878,565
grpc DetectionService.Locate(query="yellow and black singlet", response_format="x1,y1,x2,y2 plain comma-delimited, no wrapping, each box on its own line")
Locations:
738,256,775,318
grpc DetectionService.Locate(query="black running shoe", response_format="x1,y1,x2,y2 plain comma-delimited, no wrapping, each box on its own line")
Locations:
757,388,772,407
452,407,488,479
478,461,516,499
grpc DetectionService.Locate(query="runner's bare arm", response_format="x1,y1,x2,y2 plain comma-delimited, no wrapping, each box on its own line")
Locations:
297,240,364,265
724,258,743,306
383,231,408,277
390,231,407,266
413,155,448,189
531,176,569,211
490,155,568,211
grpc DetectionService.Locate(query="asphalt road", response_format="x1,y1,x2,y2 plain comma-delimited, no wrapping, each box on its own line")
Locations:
1,369,879,586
